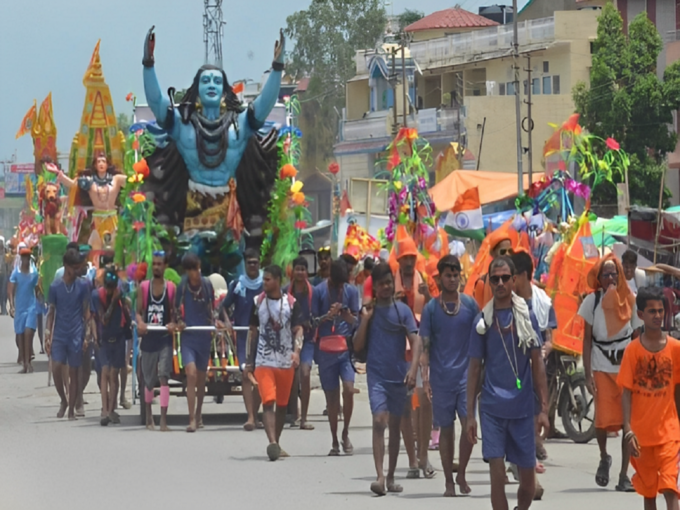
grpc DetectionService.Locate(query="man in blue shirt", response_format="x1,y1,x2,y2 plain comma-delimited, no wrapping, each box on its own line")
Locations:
8,247,39,373
313,259,359,456
92,266,130,426
221,248,263,430
353,262,422,496
420,255,479,497
45,249,92,420
283,256,315,430
466,256,549,510
174,253,215,433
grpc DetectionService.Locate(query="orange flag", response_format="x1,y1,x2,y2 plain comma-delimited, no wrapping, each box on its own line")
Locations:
16,100,37,139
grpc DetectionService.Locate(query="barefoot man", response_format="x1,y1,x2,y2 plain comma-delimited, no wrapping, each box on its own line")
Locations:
466,256,549,510
45,249,92,420
353,262,422,496
420,255,479,496
8,247,39,373
137,251,176,431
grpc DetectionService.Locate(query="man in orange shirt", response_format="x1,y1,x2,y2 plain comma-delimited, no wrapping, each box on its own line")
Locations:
618,286,680,510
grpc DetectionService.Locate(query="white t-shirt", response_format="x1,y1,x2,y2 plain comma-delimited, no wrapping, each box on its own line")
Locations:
578,291,635,373
252,296,299,369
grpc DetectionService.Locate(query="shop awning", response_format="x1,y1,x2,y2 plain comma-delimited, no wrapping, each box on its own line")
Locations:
429,170,544,212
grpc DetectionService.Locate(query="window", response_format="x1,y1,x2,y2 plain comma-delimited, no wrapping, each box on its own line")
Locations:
499,83,506,95
553,75,561,94
506,81,516,95
532,78,540,95
543,61,550,73
542,76,551,94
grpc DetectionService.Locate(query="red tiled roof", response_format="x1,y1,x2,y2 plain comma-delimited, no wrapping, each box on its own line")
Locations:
295,77,310,93
405,8,499,32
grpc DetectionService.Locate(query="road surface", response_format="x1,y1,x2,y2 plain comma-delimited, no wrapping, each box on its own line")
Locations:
0,315,644,510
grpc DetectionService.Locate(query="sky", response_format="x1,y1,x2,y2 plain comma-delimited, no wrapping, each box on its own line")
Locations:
0,0,529,164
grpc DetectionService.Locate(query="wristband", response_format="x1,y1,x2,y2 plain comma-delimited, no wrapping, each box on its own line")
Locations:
272,61,284,72
624,430,635,441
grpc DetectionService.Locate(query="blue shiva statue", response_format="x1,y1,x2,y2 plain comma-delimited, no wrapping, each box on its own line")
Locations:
141,26,284,246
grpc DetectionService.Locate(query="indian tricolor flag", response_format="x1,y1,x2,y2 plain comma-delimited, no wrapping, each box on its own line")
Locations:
445,187,485,241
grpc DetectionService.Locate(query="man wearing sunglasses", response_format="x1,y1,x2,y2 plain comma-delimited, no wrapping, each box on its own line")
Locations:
312,242,332,286
466,256,549,510
221,248,263,430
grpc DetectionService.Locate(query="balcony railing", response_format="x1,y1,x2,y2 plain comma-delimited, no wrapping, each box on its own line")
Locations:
339,107,465,142
410,16,555,70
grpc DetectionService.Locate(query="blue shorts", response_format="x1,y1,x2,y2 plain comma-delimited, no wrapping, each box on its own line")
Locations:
14,310,37,335
181,340,210,372
317,350,354,391
480,411,536,469
300,340,315,367
51,339,83,368
367,373,408,416
432,387,467,428
97,341,126,369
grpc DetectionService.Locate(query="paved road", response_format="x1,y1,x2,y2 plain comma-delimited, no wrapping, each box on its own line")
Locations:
0,315,645,510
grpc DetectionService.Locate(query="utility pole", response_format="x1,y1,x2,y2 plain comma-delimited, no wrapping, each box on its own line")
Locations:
524,54,533,185
401,33,408,128
512,0,523,196
203,0,225,68
391,49,398,134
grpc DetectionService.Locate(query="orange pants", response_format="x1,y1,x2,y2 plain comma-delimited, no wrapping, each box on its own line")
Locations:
254,366,295,407
631,441,680,498
593,371,623,431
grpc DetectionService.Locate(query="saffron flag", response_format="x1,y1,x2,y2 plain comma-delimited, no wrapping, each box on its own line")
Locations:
16,101,37,139
445,186,485,241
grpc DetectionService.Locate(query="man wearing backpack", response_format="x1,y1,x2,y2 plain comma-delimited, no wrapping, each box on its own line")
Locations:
313,259,359,455
354,262,422,496
420,255,479,497
174,253,215,433
92,266,131,426
245,265,304,461
137,251,176,431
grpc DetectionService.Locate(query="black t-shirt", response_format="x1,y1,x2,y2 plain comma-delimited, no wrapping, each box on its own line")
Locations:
141,283,172,353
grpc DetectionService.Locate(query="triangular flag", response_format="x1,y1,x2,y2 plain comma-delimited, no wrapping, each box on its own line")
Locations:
16,100,37,139
445,187,485,241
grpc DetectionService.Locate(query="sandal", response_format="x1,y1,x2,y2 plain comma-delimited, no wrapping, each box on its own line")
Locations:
328,447,340,456
370,481,386,496
595,455,612,487
100,416,110,427
406,467,420,479
267,443,281,461
421,461,436,479
387,482,403,493
300,421,315,430
615,474,635,492
243,422,255,432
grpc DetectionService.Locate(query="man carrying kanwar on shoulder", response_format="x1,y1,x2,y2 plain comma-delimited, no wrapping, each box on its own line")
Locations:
91,265,131,426
579,253,638,492
420,254,479,497
45,249,92,420
466,256,549,510
245,265,304,461
137,251,176,431
354,262,422,496
220,248,263,430
173,253,215,433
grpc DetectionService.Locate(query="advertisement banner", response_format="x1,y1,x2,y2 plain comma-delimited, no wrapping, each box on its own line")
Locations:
10,163,34,174
4,172,27,195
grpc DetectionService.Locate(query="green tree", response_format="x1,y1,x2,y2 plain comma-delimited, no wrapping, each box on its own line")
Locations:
572,3,680,208
285,0,387,168
398,9,424,33
117,113,132,135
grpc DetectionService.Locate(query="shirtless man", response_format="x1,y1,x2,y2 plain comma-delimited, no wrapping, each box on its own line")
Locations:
45,154,127,250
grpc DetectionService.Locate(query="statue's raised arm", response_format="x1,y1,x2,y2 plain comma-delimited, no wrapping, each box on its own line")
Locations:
247,29,286,130
142,26,179,134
